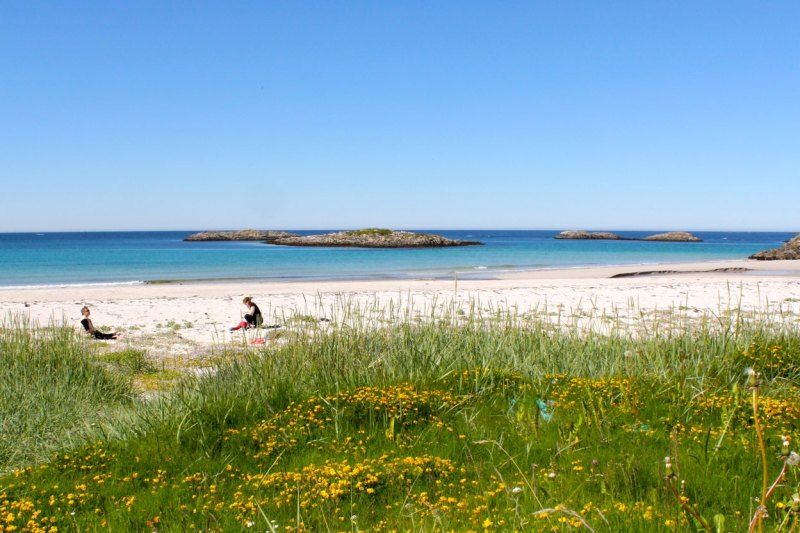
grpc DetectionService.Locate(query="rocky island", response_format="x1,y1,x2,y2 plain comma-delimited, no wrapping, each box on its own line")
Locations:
554,230,702,242
555,231,623,240
749,234,800,260
271,229,482,248
642,231,702,242
184,230,298,243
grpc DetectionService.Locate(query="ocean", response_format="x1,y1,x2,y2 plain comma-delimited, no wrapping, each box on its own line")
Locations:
0,230,792,288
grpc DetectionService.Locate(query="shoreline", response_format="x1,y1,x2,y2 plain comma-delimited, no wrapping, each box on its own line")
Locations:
1,259,799,301
2,258,799,291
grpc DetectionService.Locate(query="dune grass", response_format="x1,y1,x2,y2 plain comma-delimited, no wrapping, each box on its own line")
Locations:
2,312,800,531
0,318,134,471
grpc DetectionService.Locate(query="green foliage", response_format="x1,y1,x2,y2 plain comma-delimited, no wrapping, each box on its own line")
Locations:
0,319,134,470
285,314,319,325
97,348,156,375
2,317,800,530
344,227,393,236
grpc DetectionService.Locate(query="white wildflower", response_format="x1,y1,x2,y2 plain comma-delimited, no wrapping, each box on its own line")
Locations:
787,451,800,467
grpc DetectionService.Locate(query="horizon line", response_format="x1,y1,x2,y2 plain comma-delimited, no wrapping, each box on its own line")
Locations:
0,227,797,234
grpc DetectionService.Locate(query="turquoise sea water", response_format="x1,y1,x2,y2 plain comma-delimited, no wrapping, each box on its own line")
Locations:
0,230,793,288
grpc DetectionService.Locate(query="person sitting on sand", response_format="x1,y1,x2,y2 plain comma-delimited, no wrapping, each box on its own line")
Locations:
230,296,263,331
80,306,119,340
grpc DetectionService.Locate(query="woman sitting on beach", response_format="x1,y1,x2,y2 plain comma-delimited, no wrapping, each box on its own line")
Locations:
80,306,119,340
230,296,263,331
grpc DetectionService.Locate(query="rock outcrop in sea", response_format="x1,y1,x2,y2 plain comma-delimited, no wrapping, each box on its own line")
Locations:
184,230,298,243
749,234,800,260
555,230,623,240
642,232,702,242
554,230,702,242
272,229,482,248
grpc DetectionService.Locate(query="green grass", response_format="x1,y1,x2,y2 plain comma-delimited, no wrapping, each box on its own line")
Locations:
96,348,185,391
0,319,134,471
285,313,321,325
2,315,800,531
97,348,156,375
344,228,394,236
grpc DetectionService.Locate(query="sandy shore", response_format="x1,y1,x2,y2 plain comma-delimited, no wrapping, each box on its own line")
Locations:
2,259,800,358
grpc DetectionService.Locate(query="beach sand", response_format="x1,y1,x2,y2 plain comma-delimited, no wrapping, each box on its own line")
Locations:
2,259,800,359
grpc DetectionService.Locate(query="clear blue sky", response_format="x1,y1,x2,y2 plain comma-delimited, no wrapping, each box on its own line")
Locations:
1,2,798,232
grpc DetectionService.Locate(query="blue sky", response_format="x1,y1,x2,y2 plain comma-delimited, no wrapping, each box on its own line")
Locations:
1,2,798,232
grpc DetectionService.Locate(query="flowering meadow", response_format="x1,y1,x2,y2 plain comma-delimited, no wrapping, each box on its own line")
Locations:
1,313,800,531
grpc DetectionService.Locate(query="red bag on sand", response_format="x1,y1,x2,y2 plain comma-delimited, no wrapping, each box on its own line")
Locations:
250,337,266,345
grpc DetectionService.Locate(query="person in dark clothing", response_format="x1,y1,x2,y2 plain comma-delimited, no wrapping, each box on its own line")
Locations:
80,306,119,340
230,296,263,331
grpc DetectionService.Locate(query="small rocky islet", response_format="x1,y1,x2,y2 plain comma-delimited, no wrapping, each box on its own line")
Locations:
272,229,481,248
184,230,298,243
554,230,623,240
642,231,703,242
749,234,800,260
554,230,702,242
185,228,482,248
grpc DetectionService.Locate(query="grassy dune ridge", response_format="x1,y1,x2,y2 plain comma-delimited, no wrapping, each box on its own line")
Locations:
1,310,800,531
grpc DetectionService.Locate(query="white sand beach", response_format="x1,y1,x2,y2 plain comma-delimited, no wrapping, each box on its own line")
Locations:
2,259,800,359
